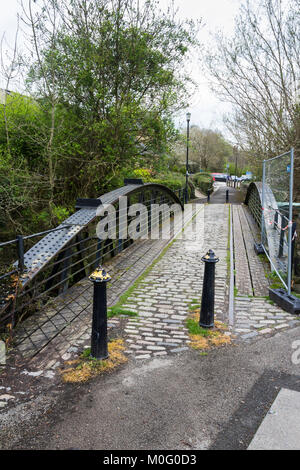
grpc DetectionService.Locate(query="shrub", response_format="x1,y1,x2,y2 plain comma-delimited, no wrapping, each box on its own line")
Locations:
132,168,154,178
125,169,195,199
192,172,214,194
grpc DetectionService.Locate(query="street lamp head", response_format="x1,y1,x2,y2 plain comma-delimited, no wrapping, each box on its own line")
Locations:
186,112,191,122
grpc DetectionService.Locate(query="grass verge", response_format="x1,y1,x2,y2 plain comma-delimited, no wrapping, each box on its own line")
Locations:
107,306,138,318
186,310,231,351
267,270,287,290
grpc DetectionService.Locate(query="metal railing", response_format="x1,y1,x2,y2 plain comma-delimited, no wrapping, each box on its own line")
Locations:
245,149,295,294
0,181,185,354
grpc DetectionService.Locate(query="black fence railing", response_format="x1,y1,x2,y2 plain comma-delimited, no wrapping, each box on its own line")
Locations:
0,182,186,354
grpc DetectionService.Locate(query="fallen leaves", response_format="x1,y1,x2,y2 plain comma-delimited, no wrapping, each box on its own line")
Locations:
186,312,231,351
60,339,128,383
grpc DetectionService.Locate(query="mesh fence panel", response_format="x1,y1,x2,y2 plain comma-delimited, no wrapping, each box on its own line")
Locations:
262,150,293,289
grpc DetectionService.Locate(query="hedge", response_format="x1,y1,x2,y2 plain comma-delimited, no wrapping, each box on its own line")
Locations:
192,172,214,195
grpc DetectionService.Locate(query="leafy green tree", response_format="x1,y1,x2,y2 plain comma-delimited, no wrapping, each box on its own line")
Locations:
172,125,233,172
0,0,201,241
23,0,200,199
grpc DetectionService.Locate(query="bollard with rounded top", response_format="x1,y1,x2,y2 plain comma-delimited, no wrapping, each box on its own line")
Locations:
226,189,229,203
89,266,111,359
199,249,219,328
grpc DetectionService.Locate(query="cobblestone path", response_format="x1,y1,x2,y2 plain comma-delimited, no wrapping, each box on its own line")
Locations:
11,202,300,372
118,204,229,359
27,203,230,367
14,236,170,360
233,296,300,340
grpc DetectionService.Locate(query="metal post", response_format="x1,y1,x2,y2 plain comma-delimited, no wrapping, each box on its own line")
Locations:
181,189,185,206
199,249,219,328
261,160,266,246
287,148,294,295
116,204,123,253
89,267,111,359
278,219,285,258
226,189,229,203
234,147,238,188
95,239,103,267
291,221,297,287
60,246,72,293
16,235,25,272
126,195,131,248
148,191,154,234
274,210,278,230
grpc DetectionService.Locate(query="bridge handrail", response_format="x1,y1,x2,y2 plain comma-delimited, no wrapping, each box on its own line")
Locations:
0,181,184,328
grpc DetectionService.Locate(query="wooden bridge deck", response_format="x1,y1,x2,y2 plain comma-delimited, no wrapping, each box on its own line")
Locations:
232,205,270,297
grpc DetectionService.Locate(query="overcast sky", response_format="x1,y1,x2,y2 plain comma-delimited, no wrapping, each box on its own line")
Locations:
159,0,241,134
0,0,242,137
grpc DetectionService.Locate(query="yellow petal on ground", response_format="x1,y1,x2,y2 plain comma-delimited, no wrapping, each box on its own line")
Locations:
60,339,128,383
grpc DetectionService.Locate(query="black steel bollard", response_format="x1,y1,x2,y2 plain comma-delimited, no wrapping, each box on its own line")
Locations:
199,249,219,328
89,266,111,359
226,189,229,203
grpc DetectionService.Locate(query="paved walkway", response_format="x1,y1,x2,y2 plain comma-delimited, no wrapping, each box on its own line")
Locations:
14,236,171,364
113,202,299,355
16,203,229,366
10,202,300,369
196,182,244,204
231,204,299,340
121,204,228,359
3,322,300,450
248,388,300,450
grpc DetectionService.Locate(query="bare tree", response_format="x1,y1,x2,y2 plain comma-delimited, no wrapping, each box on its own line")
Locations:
172,125,233,172
0,16,21,158
205,0,300,197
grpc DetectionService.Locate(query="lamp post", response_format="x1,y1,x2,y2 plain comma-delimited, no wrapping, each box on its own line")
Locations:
185,112,191,203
